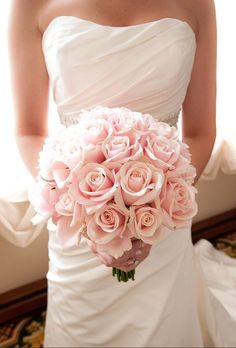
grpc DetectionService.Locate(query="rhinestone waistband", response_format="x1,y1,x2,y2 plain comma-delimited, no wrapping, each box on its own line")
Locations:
58,107,181,128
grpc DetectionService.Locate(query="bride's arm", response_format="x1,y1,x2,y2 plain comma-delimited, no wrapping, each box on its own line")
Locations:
8,0,49,178
181,0,217,184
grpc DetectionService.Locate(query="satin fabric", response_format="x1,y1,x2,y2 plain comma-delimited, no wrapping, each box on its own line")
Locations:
42,16,196,127
41,16,236,347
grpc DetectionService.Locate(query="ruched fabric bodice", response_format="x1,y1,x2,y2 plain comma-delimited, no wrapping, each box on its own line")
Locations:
42,16,196,127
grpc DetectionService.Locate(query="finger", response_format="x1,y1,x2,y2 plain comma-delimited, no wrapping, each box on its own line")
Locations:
117,262,136,272
118,258,141,272
113,242,147,267
88,242,117,267
130,240,147,257
132,239,146,250
97,251,117,267
118,246,151,271
134,247,151,263
88,239,151,269
114,240,144,263
109,247,134,265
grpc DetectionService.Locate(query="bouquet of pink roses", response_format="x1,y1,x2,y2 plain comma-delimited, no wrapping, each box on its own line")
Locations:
29,106,198,282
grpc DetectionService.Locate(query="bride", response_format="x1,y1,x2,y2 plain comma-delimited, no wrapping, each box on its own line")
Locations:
8,0,236,347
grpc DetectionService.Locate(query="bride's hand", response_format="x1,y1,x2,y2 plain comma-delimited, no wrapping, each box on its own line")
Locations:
87,238,152,272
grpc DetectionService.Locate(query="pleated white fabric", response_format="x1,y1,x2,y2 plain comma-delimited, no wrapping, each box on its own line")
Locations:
0,191,46,248
40,16,236,347
42,16,196,127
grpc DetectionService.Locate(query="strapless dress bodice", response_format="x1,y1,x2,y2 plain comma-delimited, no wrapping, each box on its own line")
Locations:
42,16,196,127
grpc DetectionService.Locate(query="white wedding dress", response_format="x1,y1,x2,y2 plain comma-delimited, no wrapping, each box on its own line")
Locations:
40,16,236,347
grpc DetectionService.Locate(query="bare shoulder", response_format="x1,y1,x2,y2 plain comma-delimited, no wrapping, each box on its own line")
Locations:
191,0,216,18
186,0,216,38
8,0,43,36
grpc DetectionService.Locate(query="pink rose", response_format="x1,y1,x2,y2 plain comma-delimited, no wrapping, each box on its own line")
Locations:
131,113,156,132
115,161,164,206
63,148,84,171
179,142,192,162
79,117,112,145
55,215,84,248
53,195,86,247
79,106,112,122
82,143,105,164
29,181,60,224
38,147,57,180
55,192,85,226
70,163,118,214
46,161,71,189
144,135,182,172
160,176,198,228
128,205,163,244
55,192,75,215
86,202,133,258
102,130,143,164
152,121,178,139
171,164,197,185
38,134,84,183
95,107,152,136
103,107,139,134
58,133,84,170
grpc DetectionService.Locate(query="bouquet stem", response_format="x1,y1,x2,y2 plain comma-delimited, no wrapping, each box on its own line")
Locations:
112,267,135,282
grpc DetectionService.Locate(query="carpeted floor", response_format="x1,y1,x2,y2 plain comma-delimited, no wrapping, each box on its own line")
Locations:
0,235,235,348
213,231,236,258
0,310,46,348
